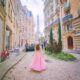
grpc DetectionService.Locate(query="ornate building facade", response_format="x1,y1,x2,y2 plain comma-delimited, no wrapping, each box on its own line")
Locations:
0,0,35,51
44,0,63,43
61,0,80,52
44,0,80,52
0,0,6,52
5,0,35,49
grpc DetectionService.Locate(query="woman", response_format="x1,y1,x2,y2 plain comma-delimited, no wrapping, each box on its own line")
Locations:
30,43,46,72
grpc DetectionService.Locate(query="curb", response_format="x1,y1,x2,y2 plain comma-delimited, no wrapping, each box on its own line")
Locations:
0,52,27,80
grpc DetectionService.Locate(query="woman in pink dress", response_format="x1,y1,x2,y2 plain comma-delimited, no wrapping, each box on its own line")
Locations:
30,43,46,72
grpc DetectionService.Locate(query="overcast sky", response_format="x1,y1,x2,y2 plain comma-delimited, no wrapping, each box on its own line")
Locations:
20,0,44,34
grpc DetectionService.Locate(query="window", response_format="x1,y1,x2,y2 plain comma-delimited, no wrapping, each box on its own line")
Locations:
67,23,72,31
64,0,71,15
64,26,66,32
8,1,12,22
78,4,80,17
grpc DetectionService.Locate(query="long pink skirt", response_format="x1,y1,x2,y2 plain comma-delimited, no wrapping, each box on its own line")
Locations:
30,50,46,71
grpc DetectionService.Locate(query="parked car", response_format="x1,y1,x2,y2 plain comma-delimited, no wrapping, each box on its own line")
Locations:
25,44,35,51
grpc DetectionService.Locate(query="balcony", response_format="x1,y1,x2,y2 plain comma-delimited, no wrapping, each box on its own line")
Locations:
46,19,58,28
63,14,73,24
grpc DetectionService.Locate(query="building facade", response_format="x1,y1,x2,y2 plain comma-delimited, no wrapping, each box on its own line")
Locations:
61,0,80,52
4,0,35,49
0,0,35,53
44,0,61,43
0,0,6,52
0,0,6,61
17,6,35,47
18,6,28,47
26,10,35,45
5,0,19,49
44,0,80,52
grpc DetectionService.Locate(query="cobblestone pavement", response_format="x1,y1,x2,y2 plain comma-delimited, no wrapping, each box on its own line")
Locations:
3,52,80,80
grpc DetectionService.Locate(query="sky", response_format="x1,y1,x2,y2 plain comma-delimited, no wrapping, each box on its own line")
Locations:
20,0,44,34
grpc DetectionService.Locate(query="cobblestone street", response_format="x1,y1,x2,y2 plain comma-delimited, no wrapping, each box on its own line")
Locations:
3,52,80,80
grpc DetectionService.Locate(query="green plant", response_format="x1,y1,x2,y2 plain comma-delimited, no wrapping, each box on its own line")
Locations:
49,27,53,45
57,41,62,52
45,44,52,52
45,50,76,61
48,27,54,52
58,17,62,52
52,40,58,52
47,20,62,53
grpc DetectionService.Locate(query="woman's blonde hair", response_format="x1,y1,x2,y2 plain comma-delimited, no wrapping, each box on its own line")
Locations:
36,44,40,51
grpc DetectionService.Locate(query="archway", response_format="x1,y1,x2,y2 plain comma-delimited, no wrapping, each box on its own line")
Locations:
67,36,73,49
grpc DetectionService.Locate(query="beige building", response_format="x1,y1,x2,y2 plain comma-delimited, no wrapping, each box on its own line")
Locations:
44,0,60,43
0,0,35,52
18,6,27,47
61,0,80,52
0,0,6,53
5,0,19,49
44,0,80,52
26,10,35,45
18,6,35,47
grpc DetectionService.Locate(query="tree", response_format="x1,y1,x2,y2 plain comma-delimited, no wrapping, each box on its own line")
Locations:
58,18,61,43
48,27,54,52
58,17,62,51
49,27,53,45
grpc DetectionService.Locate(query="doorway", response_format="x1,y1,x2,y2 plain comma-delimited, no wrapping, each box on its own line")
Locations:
67,36,73,49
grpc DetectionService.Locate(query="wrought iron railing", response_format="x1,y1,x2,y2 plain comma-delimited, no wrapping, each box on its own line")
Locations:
63,14,73,23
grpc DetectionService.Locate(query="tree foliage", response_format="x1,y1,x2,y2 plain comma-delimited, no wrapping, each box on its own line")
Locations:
58,18,62,52
49,27,53,45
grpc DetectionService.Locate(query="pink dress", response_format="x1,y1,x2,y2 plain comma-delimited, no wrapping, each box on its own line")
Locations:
30,50,46,71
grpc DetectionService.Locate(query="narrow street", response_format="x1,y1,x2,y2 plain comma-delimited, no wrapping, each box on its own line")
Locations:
3,51,80,80
0,0,80,80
